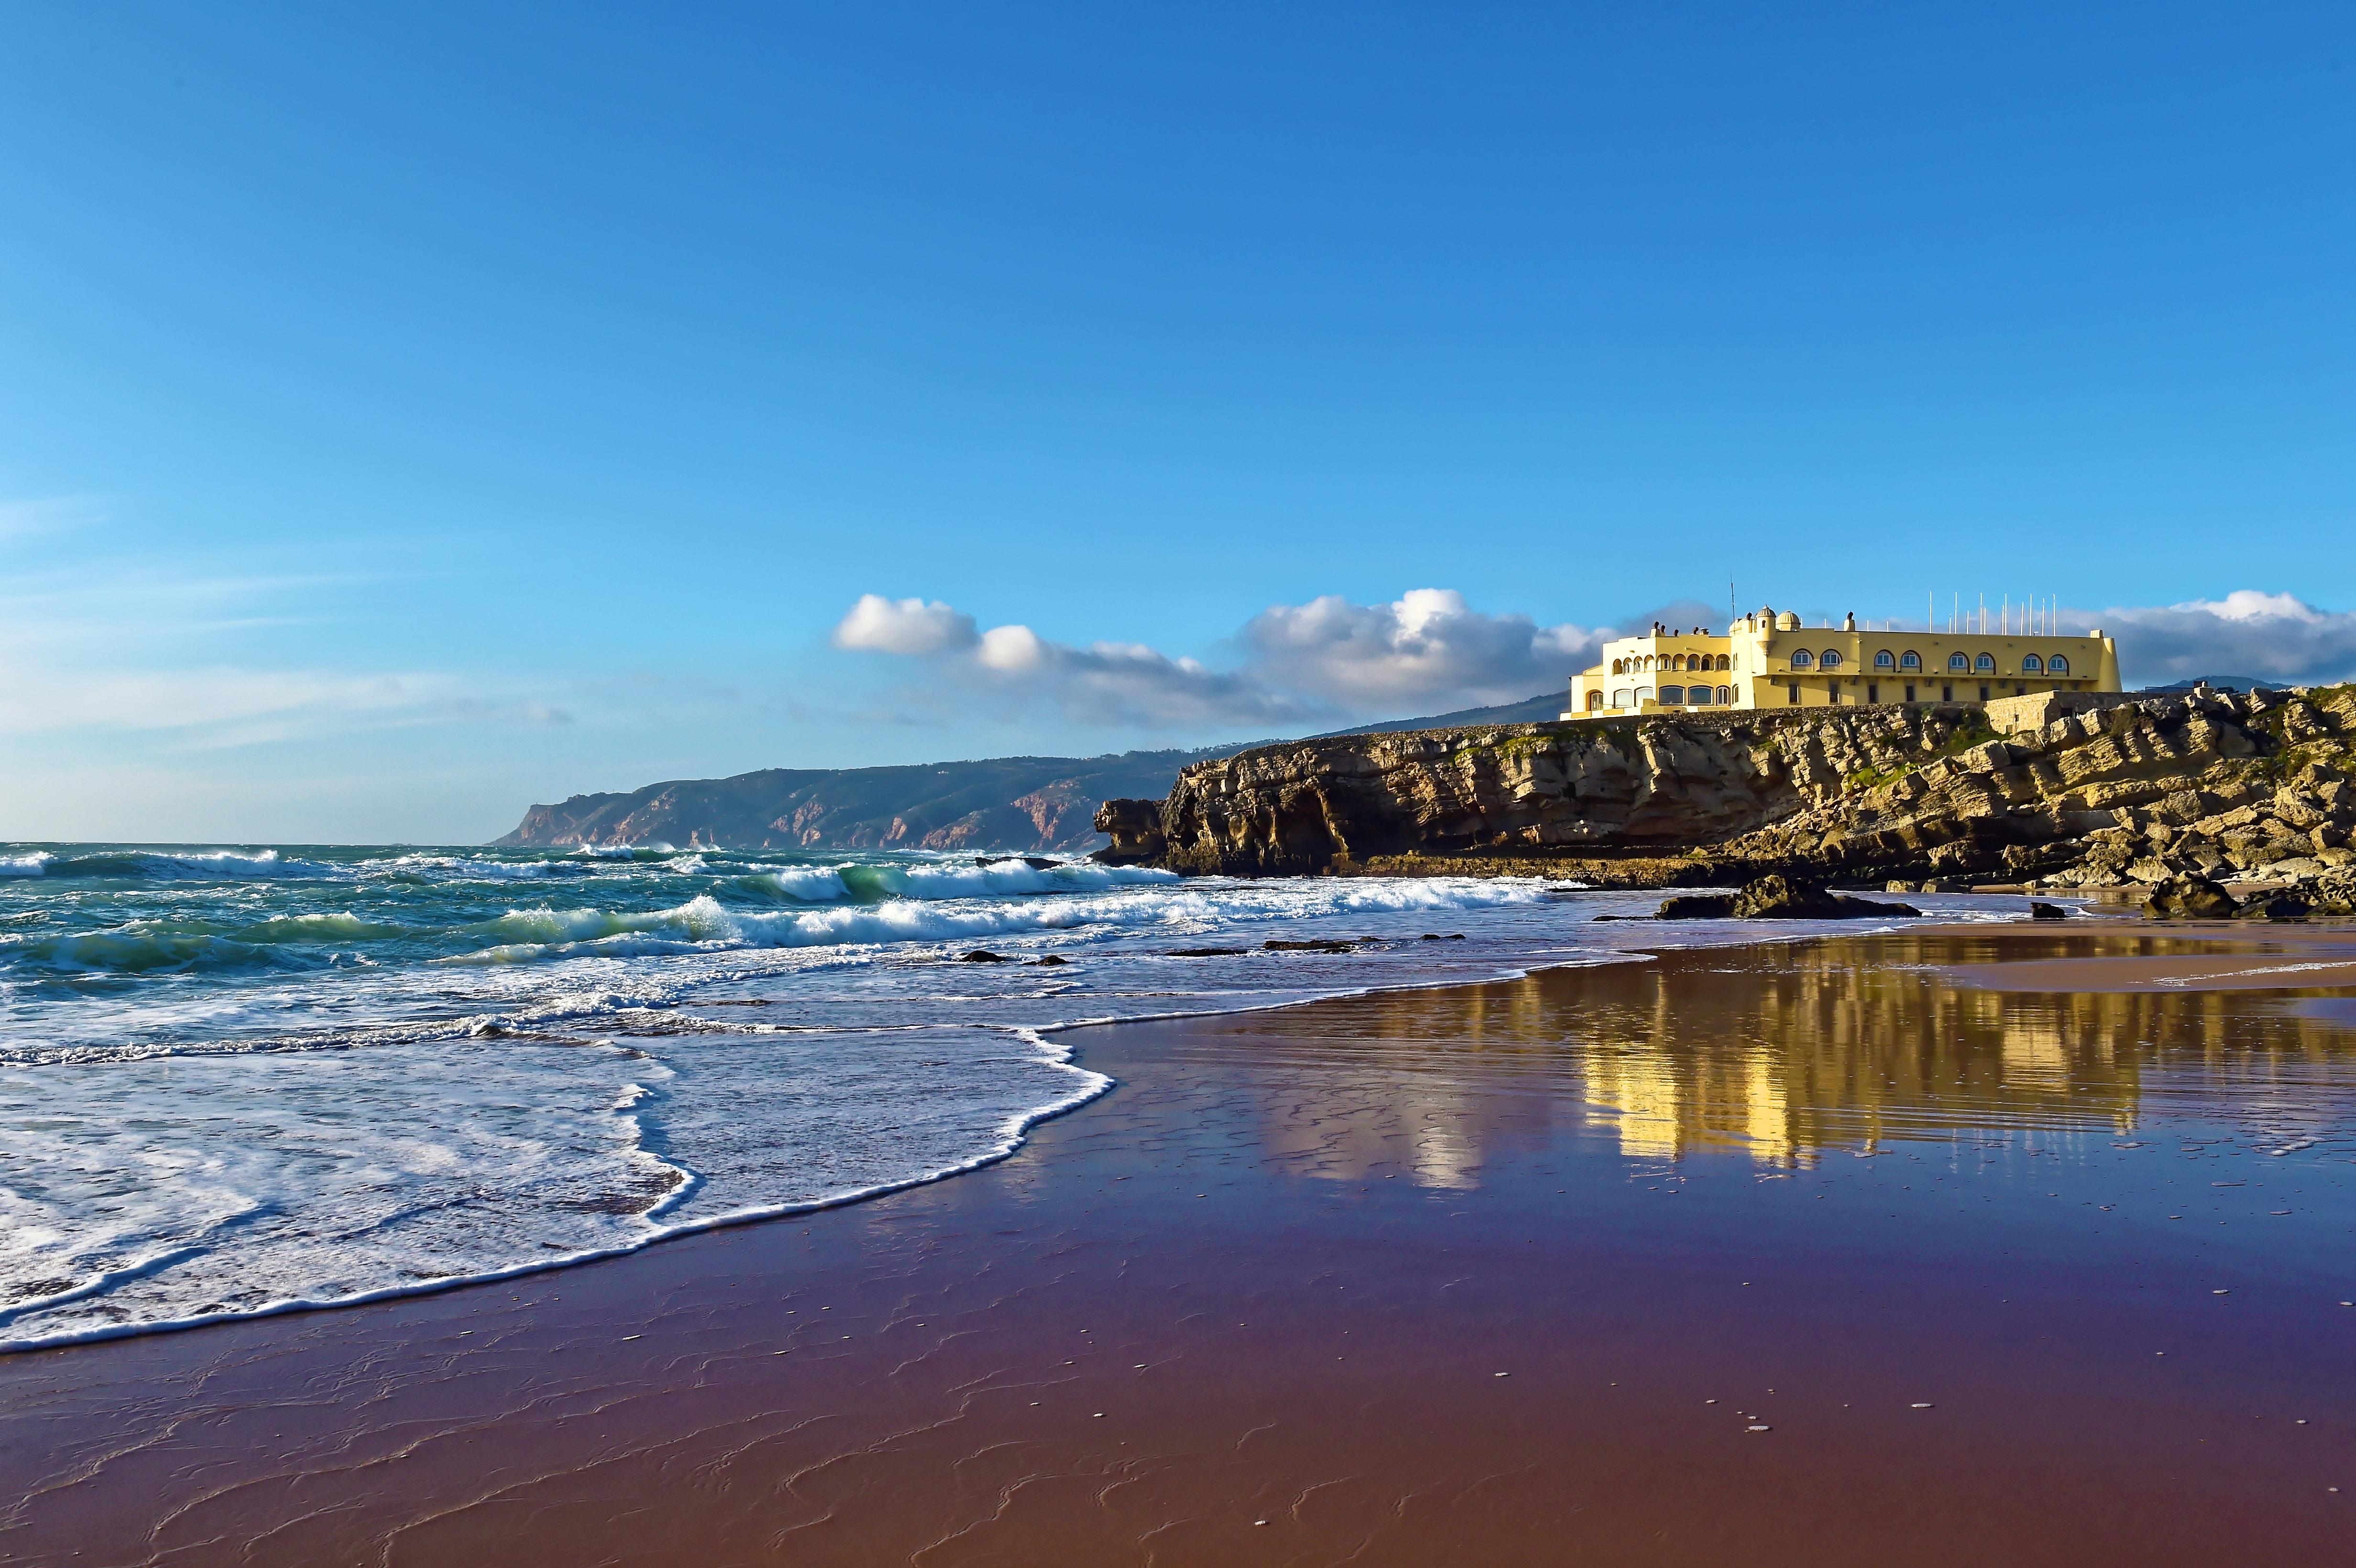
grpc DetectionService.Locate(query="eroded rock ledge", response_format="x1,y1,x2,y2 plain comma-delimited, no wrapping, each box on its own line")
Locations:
1095,686,2356,906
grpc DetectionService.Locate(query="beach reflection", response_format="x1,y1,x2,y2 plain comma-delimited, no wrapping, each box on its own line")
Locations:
1251,931,2356,1176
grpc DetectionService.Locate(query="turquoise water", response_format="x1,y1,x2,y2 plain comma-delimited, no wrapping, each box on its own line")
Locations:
1,842,1621,1348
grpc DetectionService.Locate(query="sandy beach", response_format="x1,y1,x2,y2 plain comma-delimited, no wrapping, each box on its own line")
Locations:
9,923,2356,1566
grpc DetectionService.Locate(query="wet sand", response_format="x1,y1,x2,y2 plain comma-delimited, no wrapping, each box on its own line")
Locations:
9,926,2356,1566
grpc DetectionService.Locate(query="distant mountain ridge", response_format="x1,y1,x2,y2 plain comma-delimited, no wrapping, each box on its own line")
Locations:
492,693,1565,851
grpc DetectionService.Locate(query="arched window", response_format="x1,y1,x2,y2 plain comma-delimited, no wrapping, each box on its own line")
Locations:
1611,658,1625,675
1660,685,1685,704
1612,688,1631,709
2048,654,2069,675
1674,654,1688,672
1900,651,1921,670
2022,653,2043,673
1635,685,1655,704
1974,652,1996,672
1587,689,1604,711
1716,654,1731,671
1819,649,1843,670
1948,652,1970,671
1874,650,1895,669
1689,686,1712,705
1790,650,1813,669
1716,684,1732,705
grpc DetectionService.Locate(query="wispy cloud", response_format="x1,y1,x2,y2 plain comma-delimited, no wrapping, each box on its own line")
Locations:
0,506,564,745
0,495,108,543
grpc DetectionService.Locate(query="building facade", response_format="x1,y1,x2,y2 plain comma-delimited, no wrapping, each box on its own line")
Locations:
1563,607,2121,719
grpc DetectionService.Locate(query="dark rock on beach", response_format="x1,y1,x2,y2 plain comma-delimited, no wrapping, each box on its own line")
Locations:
958,949,1010,963
1654,893,1736,919
2142,877,2239,919
2236,893,2312,920
1654,875,1920,921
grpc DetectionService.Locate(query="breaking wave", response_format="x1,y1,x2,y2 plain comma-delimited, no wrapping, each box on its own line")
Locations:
739,859,1179,905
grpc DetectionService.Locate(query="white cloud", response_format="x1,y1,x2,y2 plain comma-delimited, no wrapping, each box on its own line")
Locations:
831,595,979,656
834,588,1609,729
1242,588,1609,709
2091,590,2356,686
976,622,1048,672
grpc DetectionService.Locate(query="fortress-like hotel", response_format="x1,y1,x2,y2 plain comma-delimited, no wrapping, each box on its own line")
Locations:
1564,605,2121,719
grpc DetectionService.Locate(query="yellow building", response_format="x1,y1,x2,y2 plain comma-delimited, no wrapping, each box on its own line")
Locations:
1563,606,2121,718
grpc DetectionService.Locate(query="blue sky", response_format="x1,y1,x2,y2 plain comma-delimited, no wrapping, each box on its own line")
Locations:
1,2,2350,841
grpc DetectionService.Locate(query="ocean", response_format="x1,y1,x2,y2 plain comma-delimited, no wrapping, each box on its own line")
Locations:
0,843,1969,1351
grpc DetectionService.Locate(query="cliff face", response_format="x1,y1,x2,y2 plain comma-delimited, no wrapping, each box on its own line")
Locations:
497,749,1234,852
1098,686,2356,892
1099,707,1968,875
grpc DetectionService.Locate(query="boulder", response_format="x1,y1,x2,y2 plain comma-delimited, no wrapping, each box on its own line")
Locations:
1652,875,1920,921
2142,877,2240,919
2029,902,2069,920
1732,875,1848,918
1657,893,1738,919
2236,894,2311,920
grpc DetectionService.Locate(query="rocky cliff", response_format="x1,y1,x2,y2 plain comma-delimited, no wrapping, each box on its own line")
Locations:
1096,686,2356,897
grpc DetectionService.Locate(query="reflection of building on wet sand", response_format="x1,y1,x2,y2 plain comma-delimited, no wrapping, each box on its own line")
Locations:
1579,937,2356,1164
1249,935,2356,1174
1583,1042,1793,1162
1582,944,2159,1165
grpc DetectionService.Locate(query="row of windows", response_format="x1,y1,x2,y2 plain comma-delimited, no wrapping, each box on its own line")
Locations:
1596,684,1736,709
1610,653,1730,675
1789,648,2069,675
1789,682,1999,705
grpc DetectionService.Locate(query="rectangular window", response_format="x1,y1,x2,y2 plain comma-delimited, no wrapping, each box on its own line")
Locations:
1942,684,1953,702
1979,684,1991,702
1788,682,1800,704
1904,683,1916,703
1867,683,1879,704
